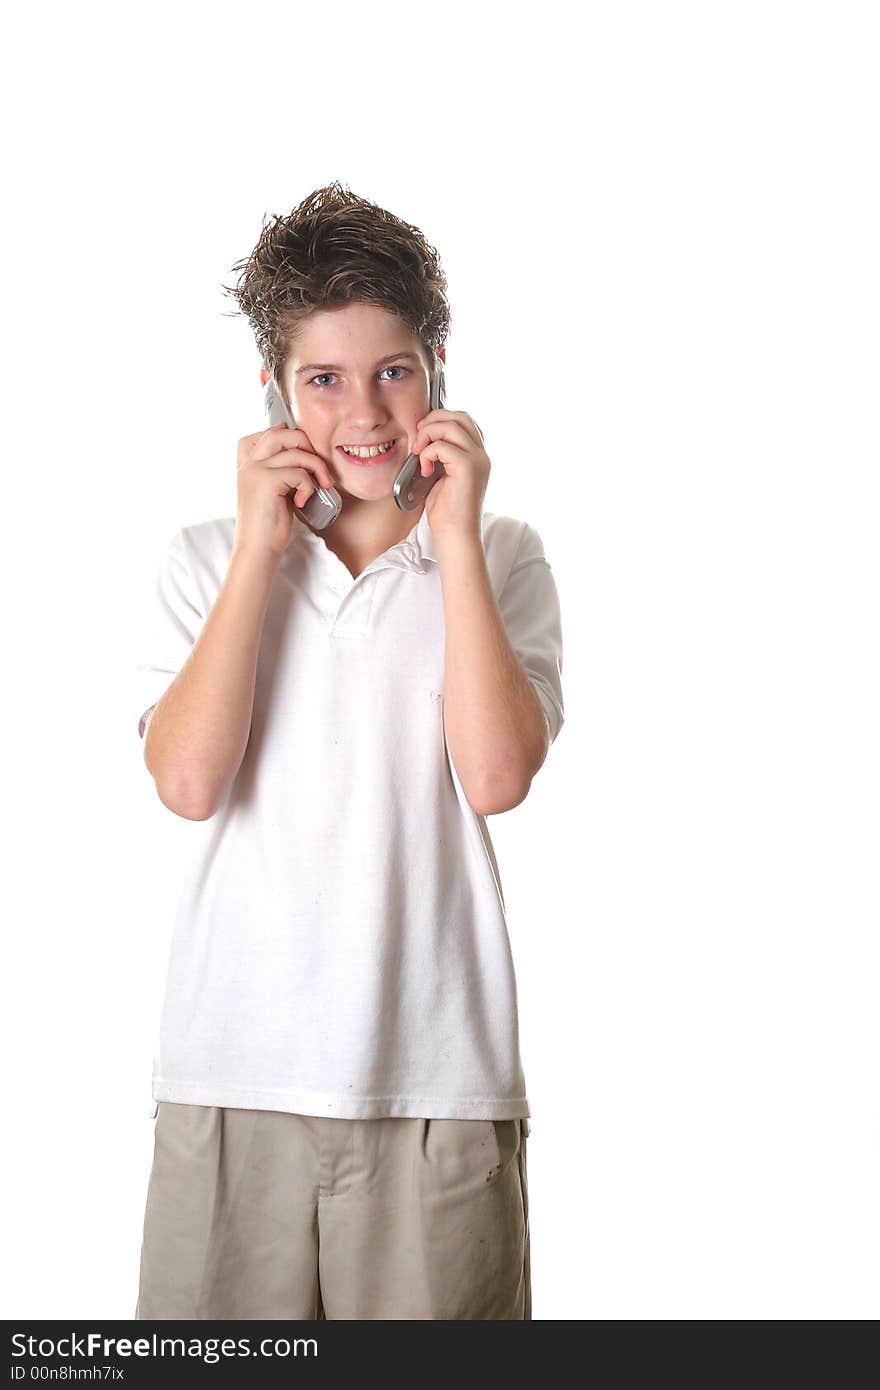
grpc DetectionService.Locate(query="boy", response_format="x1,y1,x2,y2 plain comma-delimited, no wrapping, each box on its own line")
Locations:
134,182,564,1320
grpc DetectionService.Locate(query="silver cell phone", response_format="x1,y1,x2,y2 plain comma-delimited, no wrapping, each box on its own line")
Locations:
263,363,447,532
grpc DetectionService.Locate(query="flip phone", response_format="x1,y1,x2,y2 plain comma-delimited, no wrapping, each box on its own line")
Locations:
263,363,446,532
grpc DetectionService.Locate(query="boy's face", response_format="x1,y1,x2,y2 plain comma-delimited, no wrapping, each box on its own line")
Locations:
272,302,443,501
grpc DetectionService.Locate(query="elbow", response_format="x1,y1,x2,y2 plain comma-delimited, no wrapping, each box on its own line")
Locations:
145,735,222,821
470,772,532,817
470,734,547,816
154,774,218,821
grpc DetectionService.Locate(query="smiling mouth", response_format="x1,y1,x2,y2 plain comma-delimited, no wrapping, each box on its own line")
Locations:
337,439,399,466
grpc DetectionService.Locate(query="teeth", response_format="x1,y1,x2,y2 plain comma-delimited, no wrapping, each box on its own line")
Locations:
341,440,395,458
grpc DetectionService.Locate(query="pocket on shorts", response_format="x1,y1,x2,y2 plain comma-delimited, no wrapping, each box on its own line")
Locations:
421,1118,501,1177
489,1120,521,1182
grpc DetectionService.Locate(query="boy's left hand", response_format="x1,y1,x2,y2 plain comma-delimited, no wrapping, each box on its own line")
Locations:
410,410,490,540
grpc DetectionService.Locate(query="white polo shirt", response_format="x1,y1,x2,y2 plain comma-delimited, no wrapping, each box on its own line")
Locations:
135,506,564,1120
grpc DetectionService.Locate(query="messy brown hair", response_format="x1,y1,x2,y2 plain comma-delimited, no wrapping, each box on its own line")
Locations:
220,181,451,411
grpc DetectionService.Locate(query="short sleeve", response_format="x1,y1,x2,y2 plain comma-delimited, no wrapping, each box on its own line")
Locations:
135,529,206,740
497,522,565,746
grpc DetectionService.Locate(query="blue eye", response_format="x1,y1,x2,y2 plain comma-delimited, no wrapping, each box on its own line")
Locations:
308,366,410,388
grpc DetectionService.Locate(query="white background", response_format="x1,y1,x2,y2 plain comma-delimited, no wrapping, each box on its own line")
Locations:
2,1,877,1320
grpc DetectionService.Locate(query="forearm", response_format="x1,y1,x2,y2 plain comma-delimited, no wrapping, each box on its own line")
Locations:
144,545,278,819
437,530,547,814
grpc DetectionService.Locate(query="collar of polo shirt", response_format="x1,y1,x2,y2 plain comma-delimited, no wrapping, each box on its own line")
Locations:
293,507,439,574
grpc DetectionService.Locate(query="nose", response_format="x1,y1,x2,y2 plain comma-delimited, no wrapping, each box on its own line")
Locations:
342,378,392,432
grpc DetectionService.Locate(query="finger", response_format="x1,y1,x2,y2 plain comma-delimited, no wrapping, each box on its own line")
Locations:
413,419,475,453
419,441,464,475
458,416,485,448
441,412,484,449
291,479,315,506
257,426,313,454
418,409,480,440
279,440,336,487
267,451,335,489
420,445,450,475
288,471,327,505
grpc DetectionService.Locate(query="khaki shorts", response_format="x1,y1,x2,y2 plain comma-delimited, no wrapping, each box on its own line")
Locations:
135,1103,531,1320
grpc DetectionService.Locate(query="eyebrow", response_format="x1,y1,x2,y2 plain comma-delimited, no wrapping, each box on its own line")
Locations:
294,351,422,377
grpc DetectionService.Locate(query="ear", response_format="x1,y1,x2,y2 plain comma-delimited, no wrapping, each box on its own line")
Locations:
260,366,270,387
438,346,446,365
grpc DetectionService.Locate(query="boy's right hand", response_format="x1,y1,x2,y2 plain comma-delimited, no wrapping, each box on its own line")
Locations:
233,423,337,559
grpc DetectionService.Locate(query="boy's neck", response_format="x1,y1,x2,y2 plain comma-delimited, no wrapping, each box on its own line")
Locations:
316,495,425,579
